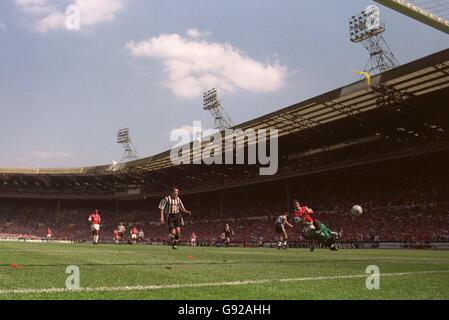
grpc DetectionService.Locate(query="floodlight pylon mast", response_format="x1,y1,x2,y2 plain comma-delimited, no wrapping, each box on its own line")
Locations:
350,5,399,75
117,128,140,163
360,34,399,75
203,89,234,131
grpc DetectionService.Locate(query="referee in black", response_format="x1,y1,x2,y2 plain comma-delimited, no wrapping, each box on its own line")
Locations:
159,186,192,249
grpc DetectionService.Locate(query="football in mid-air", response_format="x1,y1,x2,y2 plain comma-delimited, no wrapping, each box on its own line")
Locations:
351,205,363,217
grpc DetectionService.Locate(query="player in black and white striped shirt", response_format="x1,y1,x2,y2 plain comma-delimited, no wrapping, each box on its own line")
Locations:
159,186,191,249
275,212,293,250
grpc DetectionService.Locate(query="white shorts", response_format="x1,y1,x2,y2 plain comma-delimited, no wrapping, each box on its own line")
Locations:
47,234,51,238
91,224,100,231
131,234,137,239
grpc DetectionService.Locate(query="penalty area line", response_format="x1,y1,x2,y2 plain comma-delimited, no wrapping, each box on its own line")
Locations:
1,270,448,295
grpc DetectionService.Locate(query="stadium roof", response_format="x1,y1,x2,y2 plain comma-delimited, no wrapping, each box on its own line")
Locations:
1,48,449,177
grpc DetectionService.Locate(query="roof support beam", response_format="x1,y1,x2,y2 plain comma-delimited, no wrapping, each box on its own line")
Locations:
374,0,449,34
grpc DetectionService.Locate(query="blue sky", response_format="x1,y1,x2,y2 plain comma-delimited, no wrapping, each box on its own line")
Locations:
0,0,448,168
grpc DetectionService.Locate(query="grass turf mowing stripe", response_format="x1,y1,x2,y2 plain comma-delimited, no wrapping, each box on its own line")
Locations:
0,259,395,267
2,258,449,268
1,270,448,295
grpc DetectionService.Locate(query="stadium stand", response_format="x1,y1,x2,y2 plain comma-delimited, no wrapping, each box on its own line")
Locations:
0,49,448,245
1,151,448,243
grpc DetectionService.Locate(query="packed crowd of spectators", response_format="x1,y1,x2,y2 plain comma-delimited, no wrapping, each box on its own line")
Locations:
1,165,448,244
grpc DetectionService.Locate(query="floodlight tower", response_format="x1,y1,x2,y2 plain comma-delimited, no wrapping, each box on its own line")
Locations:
350,5,399,75
203,89,234,131
117,128,140,163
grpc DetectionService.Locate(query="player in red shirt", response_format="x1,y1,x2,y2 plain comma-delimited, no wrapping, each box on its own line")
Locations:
292,200,316,251
130,225,138,245
292,200,341,252
113,229,120,244
292,200,314,225
88,209,101,245
190,232,197,247
46,227,52,242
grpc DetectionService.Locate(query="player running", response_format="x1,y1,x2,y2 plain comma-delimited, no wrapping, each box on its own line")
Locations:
222,224,235,247
88,209,101,245
113,228,120,244
159,186,192,249
190,232,197,247
46,227,52,242
275,212,293,250
117,223,126,244
130,225,138,245
138,228,145,243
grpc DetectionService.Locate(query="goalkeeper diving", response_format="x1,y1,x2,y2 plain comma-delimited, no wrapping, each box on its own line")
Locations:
292,200,342,251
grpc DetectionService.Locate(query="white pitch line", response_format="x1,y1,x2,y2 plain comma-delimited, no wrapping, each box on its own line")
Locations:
1,270,448,295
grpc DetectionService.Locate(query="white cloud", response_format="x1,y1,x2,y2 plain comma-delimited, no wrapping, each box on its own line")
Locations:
186,28,201,38
15,0,126,33
186,28,211,39
72,0,124,27
36,11,66,32
126,31,287,99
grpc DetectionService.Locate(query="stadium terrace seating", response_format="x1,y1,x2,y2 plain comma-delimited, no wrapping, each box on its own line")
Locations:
1,163,448,243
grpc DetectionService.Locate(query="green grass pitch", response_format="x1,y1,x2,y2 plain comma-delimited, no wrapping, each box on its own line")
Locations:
0,242,448,300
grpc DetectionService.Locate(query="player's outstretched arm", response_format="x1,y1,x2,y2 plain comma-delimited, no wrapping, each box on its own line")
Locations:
158,198,167,224
160,209,165,224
